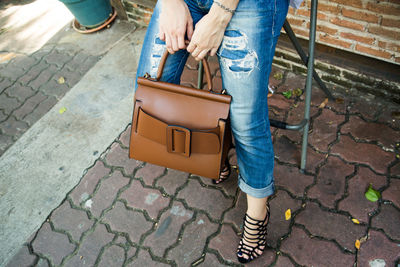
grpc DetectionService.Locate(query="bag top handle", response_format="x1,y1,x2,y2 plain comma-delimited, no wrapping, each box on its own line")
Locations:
156,49,213,91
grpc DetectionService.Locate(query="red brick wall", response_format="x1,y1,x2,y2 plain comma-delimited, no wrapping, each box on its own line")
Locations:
286,0,400,64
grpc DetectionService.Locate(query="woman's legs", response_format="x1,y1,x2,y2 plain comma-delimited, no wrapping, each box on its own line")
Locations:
216,0,289,262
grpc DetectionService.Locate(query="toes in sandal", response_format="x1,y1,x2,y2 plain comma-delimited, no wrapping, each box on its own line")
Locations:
237,204,270,264
213,160,231,184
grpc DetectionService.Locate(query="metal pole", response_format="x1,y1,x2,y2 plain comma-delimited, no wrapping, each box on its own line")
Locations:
300,0,318,171
198,61,204,89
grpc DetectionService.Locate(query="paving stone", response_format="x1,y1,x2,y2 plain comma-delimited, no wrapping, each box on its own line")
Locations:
269,67,285,89
75,55,100,74
209,224,276,265
177,179,233,220
50,201,94,242
144,201,193,257
296,202,366,252
1,62,27,81
87,170,129,217
4,83,36,102
156,168,188,196
69,161,111,206
209,224,241,264
278,70,306,95
64,51,90,71
18,62,49,86
207,55,220,76
135,163,165,187
23,95,58,126
308,156,354,208
331,135,395,174
338,166,386,223
267,190,302,248
28,65,58,90
105,142,139,176
198,171,238,198
273,135,325,172
12,91,47,120
280,226,354,266
98,245,125,267
379,104,400,130
43,49,74,69
0,115,29,137
5,244,37,267
40,79,70,100
382,178,400,208
274,163,314,197
58,67,84,88
223,190,246,231
32,222,75,266
127,249,170,266
274,255,295,266
185,56,199,70
103,201,153,243
36,258,50,267
0,93,20,115
349,98,380,120
309,109,344,152
0,78,13,94
326,95,349,114
371,203,400,240
0,134,13,155
119,126,131,148
341,116,399,150
310,84,329,108
0,110,6,122
357,230,400,267
168,213,219,266
391,163,400,177
198,253,227,266
127,246,137,260
276,102,318,144
180,68,198,88
65,224,114,267
211,75,223,93
121,179,170,220
268,94,293,112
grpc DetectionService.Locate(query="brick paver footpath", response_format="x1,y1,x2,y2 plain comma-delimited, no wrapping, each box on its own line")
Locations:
6,53,400,266
0,43,100,156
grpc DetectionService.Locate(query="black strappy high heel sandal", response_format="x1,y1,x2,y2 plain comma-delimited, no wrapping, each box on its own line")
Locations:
237,204,270,264
213,159,231,184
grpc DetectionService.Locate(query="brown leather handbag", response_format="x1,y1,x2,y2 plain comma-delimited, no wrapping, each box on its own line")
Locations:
129,51,232,179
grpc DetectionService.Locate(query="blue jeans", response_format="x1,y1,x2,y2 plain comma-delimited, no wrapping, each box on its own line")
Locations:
134,0,289,198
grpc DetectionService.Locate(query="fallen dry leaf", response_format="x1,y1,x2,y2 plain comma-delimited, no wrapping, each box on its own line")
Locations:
58,76,65,84
318,98,329,109
355,239,360,250
285,209,291,220
352,218,360,224
59,107,67,114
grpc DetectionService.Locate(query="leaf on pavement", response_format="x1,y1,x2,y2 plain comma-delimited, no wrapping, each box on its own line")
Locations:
365,184,381,202
285,209,291,220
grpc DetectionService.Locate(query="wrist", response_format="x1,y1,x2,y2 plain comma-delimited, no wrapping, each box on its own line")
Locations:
209,4,233,26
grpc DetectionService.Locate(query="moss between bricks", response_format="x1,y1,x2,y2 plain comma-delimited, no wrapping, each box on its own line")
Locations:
342,71,376,86
321,74,353,88
272,58,292,69
274,50,303,65
315,62,341,76
292,64,308,75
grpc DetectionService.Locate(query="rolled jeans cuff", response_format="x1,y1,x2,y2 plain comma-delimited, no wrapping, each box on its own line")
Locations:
238,175,275,198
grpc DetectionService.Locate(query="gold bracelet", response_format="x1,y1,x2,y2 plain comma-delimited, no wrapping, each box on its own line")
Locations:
213,0,235,14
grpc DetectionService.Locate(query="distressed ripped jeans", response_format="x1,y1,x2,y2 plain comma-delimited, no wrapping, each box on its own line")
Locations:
134,0,289,198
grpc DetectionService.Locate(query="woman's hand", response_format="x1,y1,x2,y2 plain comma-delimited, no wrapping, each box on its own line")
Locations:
159,0,194,54
187,0,238,61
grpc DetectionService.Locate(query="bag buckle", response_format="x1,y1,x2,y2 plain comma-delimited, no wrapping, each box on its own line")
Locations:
166,125,191,157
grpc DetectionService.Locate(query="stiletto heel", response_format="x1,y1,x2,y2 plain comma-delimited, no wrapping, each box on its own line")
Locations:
237,204,270,264
213,159,231,184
